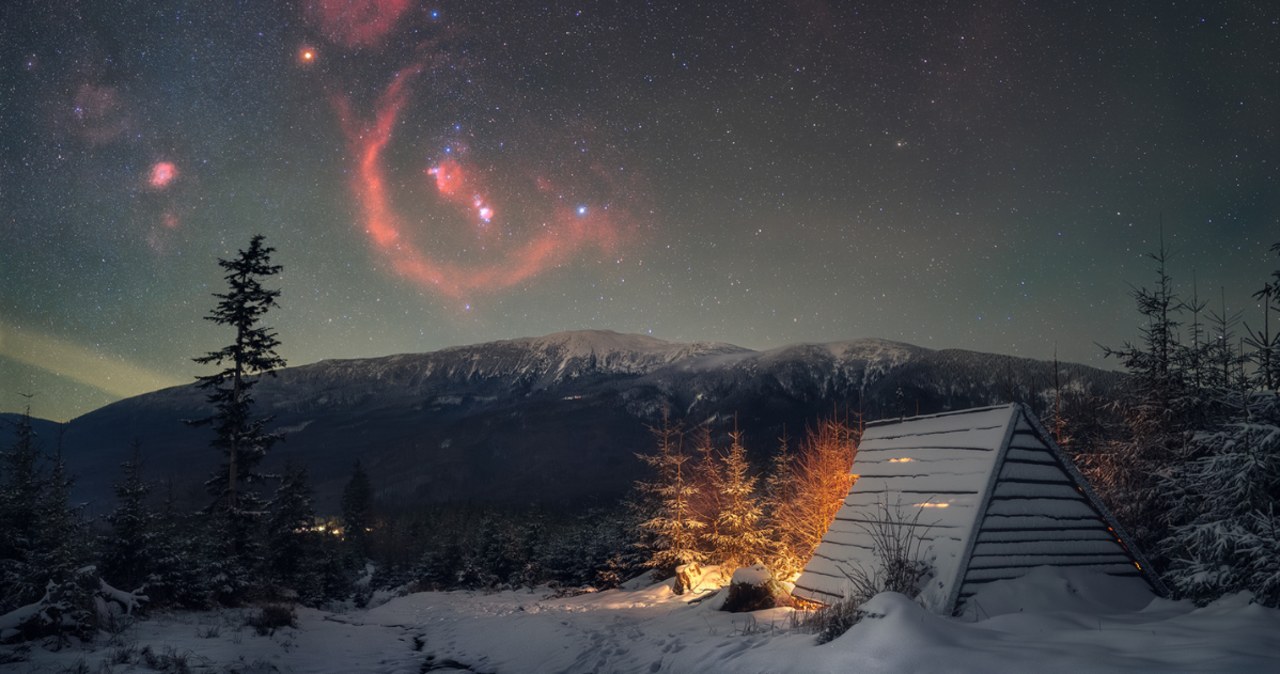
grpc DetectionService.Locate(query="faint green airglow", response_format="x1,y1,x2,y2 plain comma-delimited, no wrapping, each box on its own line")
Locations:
0,320,185,403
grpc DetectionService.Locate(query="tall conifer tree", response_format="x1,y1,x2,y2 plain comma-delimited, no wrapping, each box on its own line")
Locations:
189,235,285,595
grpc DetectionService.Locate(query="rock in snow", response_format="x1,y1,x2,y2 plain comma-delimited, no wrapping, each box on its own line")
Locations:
721,564,793,613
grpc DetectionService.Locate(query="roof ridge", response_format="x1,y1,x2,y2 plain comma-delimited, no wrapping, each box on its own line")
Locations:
864,403,1016,428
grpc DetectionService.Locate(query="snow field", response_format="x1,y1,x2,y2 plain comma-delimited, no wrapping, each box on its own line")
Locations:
11,567,1280,673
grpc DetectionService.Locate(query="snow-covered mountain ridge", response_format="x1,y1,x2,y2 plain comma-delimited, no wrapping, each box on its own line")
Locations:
31,331,1123,512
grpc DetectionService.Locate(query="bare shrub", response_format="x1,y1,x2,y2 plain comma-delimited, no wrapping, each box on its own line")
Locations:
244,604,296,636
139,645,193,674
838,497,934,604
805,595,864,644
796,496,933,643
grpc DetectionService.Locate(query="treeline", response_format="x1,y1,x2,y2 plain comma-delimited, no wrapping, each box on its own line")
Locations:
366,504,639,594
0,411,374,643
1077,239,1280,606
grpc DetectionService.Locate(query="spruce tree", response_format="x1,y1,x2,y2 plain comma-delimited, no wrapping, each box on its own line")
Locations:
763,432,803,578
0,405,43,611
707,428,769,571
31,448,96,641
189,234,286,600
635,414,705,578
1101,241,1198,554
688,425,723,554
145,480,213,609
341,460,374,559
1246,242,1280,391
1162,392,1280,606
101,442,159,593
266,462,322,603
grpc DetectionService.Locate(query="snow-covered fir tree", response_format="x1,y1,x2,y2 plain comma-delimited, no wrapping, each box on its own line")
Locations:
1162,392,1280,606
763,432,804,578
141,480,215,609
30,449,97,641
265,462,323,604
1245,243,1280,391
0,406,43,612
635,415,705,577
687,425,723,555
707,428,769,571
1100,242,1201,555
101,442,160,594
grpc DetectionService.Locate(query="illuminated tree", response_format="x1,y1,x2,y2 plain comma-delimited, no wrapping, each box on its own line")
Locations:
762,431,802,578
767,415,857,577
707,428,768,570
635,414,705,577
687,425,723,554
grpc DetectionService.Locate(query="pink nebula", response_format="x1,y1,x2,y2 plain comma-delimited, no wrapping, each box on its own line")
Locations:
148,161,178,189
306,0,411,49
331,67,625,300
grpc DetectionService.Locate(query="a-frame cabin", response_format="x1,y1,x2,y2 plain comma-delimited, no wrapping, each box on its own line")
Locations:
793,404,1165,614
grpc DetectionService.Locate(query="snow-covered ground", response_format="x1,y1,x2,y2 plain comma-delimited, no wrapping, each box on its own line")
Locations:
9,567,1280,673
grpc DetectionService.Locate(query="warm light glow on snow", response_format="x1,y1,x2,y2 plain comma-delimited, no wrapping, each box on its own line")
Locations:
889,457,915,463
914,502,950,508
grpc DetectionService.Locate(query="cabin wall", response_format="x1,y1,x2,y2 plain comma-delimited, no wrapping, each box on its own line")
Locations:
955,413,1140,608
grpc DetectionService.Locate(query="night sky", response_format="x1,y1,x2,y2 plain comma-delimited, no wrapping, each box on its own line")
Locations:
2,1,1277,422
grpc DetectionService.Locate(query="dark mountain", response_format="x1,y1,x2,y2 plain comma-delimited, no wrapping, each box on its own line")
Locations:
0,412,67,455
43,330,1124,513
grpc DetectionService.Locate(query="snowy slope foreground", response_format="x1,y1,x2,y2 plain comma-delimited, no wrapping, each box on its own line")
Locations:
12,568,1280,673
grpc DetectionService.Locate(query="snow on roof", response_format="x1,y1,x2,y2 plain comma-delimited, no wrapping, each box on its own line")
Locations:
794,404,1161,614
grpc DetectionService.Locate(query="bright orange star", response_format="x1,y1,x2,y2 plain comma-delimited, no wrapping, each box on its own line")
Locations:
299,46,317,65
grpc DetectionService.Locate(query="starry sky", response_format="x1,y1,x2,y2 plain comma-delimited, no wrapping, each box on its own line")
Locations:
2,0,1277,422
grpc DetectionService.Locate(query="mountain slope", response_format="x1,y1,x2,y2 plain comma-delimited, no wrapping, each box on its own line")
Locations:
52,331,1124,512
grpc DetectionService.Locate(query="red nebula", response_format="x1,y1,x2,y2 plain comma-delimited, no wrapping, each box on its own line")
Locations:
306,0,411,49
148,161,178,189
427,158,464,196
331,66,624,300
